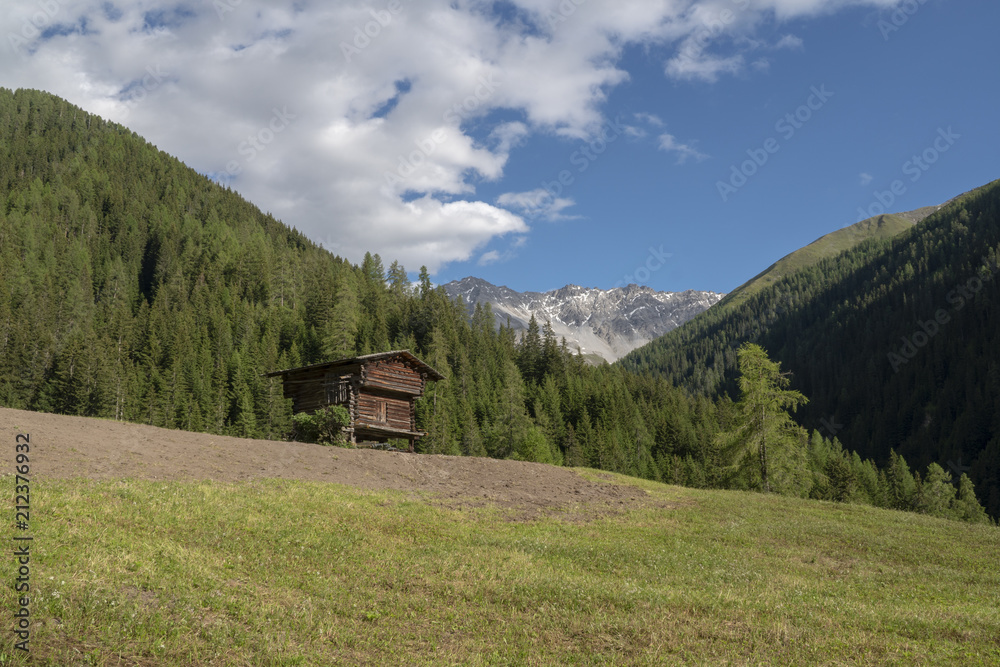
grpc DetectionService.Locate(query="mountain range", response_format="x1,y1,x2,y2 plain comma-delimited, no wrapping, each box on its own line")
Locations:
442,277,724,362
443,201,957,364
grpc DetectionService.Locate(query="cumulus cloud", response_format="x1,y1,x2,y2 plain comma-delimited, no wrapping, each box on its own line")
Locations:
0,0,902,274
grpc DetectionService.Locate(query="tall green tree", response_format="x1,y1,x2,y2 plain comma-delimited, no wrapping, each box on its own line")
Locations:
953,474,993,525
322,270,359,359
717,343,808,493
884,449,917,510
517,315,542,383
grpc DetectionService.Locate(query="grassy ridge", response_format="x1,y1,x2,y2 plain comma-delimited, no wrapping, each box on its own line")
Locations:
717,213,919,310
3,475,998,665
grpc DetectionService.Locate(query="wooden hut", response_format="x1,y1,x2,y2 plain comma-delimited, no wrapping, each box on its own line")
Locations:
265,350,445,451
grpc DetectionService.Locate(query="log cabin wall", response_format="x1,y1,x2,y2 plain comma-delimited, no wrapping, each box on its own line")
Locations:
356,392,412,431
277,364,362,414
362,360,426,395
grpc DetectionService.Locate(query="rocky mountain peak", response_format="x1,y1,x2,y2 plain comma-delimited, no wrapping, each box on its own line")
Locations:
443,277,724,362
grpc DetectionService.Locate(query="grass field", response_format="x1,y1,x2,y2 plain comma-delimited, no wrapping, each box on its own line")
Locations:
3,472,998,665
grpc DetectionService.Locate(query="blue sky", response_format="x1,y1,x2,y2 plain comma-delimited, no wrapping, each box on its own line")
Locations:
1,0,997,294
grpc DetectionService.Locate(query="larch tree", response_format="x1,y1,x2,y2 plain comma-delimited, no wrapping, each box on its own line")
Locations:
717,343,808,493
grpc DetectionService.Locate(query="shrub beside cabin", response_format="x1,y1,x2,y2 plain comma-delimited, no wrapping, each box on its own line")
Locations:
266,350,445,451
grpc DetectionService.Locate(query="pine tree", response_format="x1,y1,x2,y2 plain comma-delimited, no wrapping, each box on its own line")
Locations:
916,463,957,518
823,453,855,502
485,360,530,458
885,449,917,510
541,319,562,378
387,260,410,297
952,474,993,525
322,270,359,359
518,315,542,383
418,265,432,300
459,414,487,457
717,343,808,493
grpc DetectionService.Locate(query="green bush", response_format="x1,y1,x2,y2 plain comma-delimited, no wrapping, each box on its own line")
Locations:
291,405,351,446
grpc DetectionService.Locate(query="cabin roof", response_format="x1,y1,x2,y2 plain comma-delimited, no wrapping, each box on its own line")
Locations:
264,349,445,381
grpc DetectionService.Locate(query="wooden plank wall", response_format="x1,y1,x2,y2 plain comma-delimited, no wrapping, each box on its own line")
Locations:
363,360,425,395
356,393,412,431
280,365,362,414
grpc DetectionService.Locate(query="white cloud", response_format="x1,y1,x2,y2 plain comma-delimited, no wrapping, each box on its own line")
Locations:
634,112,665,127
663,0,898,82
478,250,502,266
497,189,578,222
666,49,745,82
859,172,874,186
658,134,709,164
776,34,805,50
491,122,531,154
0,0,903,273
624,112,669,139
478,236,527,266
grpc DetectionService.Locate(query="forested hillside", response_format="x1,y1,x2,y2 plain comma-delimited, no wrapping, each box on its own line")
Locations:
0,88,991,523
0,88,721,480
620,180,1000,516
716,211,919,310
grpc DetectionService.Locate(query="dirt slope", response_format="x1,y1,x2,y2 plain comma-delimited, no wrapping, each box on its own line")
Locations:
0,407,649,518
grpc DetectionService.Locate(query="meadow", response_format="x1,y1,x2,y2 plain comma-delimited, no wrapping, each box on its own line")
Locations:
2,471,997,665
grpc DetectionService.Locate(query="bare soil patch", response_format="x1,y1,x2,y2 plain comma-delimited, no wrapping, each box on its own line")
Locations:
0,407,652,519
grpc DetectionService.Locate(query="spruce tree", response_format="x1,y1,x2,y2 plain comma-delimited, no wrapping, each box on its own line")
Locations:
322,270,359,359
885,450,917,510
518,315,542,383
952,474,993,524
916,463,957,518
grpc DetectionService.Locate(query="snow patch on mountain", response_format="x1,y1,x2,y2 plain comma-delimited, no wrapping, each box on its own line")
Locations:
443,277,725,362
